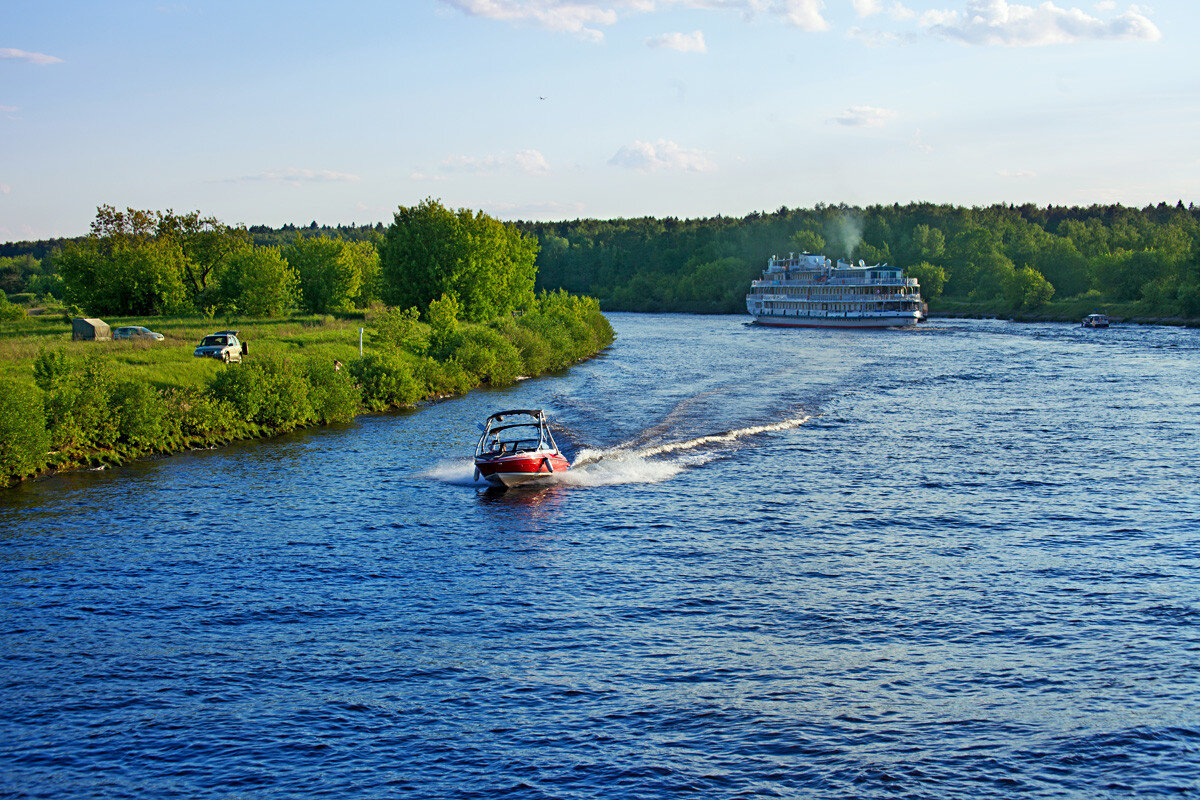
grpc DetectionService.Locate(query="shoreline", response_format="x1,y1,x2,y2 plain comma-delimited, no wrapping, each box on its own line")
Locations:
2,348,610,490
926,310,1200,327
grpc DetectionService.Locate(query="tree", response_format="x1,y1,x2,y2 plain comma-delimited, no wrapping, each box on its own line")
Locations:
217,246,298,316
285,235,363,314
1033,238,1091,298
56,235,188,316
379,198,538,321
1004,266,1055,310
789,230,825,254
155,210,251,306
905,262,946,301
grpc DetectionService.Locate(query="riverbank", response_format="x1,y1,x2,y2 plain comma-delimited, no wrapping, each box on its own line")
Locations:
929,297,1200,327
0,293,614,487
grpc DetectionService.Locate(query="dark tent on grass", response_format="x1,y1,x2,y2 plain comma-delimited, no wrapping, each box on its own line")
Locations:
72,317,111,341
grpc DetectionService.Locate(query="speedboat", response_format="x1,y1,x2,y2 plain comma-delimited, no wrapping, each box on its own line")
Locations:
474,409,571,488
1082,313,1110,328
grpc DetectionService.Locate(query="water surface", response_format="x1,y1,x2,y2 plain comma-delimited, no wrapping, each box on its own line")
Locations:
3,315,1199,798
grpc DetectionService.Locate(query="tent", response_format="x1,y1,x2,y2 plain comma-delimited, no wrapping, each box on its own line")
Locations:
72,318,111,341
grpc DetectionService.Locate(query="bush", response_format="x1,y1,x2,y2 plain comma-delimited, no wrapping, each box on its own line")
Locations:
349,353,421,410
42,357,119,456
112,380,169,451
212,356,313,431
0,379,50,484
451,326,523,386
369,306,429,353
305,358,362,423
33,348,71,391
210,362,268,422
166,387,243,444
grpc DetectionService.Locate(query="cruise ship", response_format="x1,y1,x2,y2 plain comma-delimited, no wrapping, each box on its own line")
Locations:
746,252,923,328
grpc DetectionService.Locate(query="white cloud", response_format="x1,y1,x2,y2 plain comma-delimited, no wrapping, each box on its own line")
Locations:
439,0,831,39
513,149,552,174
0,48,64,65
847,25,914,44
646,30,707,52
233,167,361,185
608,139,715,172
441,0,619,41
829,105,897,126
1095,1,1116,10
998,168,1037,177
910,128,933,153
433,149,551,176
852,0,882,16
921,0,1162,46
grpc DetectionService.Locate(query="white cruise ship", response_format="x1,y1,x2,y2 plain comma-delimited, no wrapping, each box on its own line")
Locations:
746,252,923,328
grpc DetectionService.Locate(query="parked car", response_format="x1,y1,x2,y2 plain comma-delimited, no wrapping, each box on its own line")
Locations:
113,325,165,341
193,330,246,363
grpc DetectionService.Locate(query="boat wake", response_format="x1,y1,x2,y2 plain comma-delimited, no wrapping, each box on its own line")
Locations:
422,413,812,489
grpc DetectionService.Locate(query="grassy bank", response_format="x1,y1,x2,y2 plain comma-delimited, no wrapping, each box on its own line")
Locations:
0,293,614,487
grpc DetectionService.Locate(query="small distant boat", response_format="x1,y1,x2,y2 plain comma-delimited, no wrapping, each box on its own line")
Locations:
474,409,570,488
1082,313,1110,328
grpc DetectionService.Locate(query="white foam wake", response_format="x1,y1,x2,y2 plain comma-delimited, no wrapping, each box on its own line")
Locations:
573,414,811,465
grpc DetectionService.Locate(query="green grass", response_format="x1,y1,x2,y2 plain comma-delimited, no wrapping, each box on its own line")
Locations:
0,313,368,390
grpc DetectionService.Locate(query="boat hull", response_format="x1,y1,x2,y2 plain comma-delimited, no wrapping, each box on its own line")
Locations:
475,451,571,487
750,313,919,329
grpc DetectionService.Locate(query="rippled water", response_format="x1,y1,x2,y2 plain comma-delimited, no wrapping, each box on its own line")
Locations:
3,314,1199,798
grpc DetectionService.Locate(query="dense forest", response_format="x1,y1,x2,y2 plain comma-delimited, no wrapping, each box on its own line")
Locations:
516,202,1200,320
4,201,1199,321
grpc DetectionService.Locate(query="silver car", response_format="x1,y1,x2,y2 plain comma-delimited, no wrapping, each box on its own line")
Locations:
113,326,165,341
193,330,245,363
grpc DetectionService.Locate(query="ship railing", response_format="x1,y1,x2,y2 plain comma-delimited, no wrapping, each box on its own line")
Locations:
755,277,920,287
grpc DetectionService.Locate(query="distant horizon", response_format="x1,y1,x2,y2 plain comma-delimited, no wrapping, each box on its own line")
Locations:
4,197,1198,246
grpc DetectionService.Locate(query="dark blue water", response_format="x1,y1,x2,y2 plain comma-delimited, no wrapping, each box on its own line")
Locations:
3,314,1199,799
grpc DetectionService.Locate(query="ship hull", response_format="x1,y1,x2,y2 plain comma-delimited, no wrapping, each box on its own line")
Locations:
750,313,919,329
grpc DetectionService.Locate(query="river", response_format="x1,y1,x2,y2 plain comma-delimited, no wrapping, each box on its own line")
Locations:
3,314,1199,798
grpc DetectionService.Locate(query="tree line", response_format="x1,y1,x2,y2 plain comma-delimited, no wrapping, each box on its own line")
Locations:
3,200,540,323
6,200,1199,320
515,202,1200,318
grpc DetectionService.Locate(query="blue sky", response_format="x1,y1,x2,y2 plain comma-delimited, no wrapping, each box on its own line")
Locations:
1,0,1195,239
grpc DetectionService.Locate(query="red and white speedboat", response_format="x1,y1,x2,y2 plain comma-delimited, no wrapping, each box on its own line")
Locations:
474,409,571,488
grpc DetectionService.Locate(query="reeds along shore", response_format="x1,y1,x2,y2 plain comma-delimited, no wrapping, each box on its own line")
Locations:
0,292,614,488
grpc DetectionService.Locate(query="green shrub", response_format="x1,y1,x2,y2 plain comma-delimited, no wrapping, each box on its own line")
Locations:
349,353,421,410
305,358,362,423
369,306,429,353
0,379,50,484
212,356,313,431
451,326,523,385
210,362,267,422
167,387,244,443
42,357,119,456
413,356,474,397
112,380,168,451
33,348,71,391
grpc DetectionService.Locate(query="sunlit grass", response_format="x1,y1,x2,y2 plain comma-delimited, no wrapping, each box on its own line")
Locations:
0,313,370,390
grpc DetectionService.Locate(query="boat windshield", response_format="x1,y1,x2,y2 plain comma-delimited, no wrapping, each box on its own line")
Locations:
476,416,559,457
